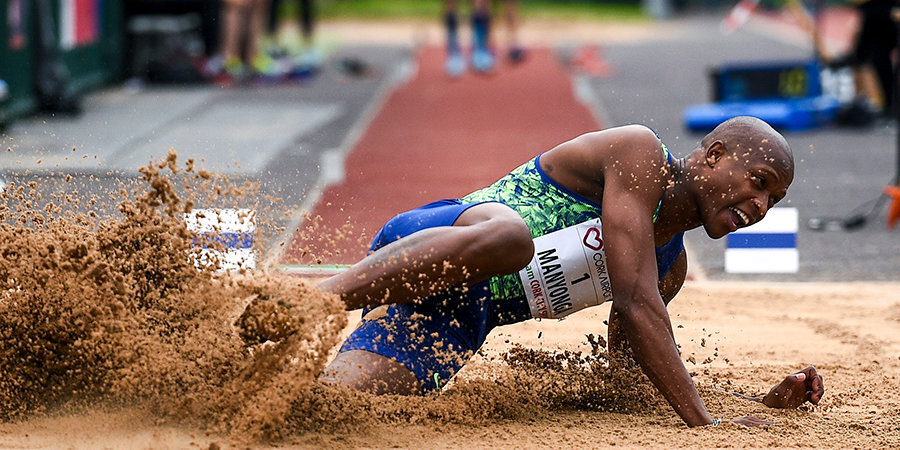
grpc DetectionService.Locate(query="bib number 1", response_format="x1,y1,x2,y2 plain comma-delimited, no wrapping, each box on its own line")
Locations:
517,218,614,319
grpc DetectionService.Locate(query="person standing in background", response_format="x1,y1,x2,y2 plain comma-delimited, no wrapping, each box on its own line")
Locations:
500,0,526,64
849,0,897,115
265,0,323,77
443,0,494,77
206,0,272,85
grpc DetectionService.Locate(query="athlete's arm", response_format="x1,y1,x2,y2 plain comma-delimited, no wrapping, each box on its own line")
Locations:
608,250,686,358
543,126,766,427
602,185,714,426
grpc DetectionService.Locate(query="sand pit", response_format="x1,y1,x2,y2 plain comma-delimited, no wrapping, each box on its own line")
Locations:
1,273,898,447
288,280,900,448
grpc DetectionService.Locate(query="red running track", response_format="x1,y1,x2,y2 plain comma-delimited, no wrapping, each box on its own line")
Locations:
282,46,599,266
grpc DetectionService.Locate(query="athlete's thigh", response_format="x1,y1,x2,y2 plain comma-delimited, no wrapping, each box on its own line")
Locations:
321,349,422,396
453,201,524,226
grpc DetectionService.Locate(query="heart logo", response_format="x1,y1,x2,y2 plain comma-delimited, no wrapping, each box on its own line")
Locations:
582,227,603,250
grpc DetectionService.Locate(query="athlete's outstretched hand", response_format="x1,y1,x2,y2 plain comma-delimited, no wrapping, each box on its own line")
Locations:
762,366,825,408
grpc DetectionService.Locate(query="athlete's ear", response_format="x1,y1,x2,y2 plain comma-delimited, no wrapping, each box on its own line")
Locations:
705,140,725,167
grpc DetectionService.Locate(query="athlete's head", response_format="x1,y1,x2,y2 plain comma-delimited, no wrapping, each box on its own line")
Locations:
691,116,794,239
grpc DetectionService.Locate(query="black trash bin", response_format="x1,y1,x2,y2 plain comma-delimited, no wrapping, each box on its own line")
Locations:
0,0,38,128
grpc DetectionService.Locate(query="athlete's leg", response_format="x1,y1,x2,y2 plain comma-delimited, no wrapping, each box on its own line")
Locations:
470,0,494,72
321,349,422,395
318,202,533,310
246,0,271,69
221,0,250,65
470,0,491,50
444,0,461,51
318,201,531,395
299,0,314,44
320,279,498,396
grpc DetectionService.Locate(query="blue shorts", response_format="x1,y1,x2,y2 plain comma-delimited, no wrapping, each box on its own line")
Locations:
337,199,510,393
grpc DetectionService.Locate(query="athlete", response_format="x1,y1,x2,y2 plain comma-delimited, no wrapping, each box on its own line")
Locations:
316,116,824,427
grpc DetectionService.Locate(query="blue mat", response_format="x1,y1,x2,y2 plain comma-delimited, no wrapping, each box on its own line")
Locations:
684,96,841,132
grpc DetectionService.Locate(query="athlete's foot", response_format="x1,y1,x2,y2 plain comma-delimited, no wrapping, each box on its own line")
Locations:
445,50,466,78
471,47,494,73
287,48,323,81
236,297,300,345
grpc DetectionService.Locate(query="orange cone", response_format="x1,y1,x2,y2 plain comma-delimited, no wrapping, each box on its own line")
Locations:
572,45,612,78
885,184,900,230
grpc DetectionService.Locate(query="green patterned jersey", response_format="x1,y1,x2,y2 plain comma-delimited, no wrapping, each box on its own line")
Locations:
461,147,669,304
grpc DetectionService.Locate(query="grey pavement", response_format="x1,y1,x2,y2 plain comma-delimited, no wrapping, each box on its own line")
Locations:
3,88,342,174
0,45,413,252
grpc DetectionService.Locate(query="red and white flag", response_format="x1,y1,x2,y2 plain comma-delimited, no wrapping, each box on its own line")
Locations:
60,0,100,49
721,0,761,34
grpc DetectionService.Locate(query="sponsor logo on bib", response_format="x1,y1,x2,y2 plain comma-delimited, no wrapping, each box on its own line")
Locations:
582,227,603,250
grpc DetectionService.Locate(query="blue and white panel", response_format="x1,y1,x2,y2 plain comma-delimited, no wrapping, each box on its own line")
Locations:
725,207,798,273
184,208,256,271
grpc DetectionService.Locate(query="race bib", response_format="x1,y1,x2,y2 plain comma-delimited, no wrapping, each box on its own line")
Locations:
518,218,614,319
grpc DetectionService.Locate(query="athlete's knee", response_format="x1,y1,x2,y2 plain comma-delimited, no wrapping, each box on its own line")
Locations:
493,215,534,270
454,202,533,274
464,214,533,275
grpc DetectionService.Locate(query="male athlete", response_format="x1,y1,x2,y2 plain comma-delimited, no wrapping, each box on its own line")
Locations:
316,116,825,427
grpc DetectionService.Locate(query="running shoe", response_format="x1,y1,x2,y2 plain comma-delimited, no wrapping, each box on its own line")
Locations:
471,47,494,73
210,56,247,87
445,50,466,78
252,52,290,83
289,47,323,80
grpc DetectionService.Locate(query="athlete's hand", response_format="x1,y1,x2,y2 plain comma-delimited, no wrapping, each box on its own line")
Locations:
762,366,825,408
730,415,774,427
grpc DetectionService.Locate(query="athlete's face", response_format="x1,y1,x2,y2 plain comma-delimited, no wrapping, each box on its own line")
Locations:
698,140,793,239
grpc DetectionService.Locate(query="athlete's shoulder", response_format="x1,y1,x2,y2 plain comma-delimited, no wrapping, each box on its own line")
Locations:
576,123,657,142
566,125,662,162
539,125,666,193
612,123,659,139
590,126,670,207
609,124,664,161
578,125,664,177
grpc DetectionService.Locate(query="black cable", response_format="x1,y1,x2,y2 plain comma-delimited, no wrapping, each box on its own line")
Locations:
807,192,890,231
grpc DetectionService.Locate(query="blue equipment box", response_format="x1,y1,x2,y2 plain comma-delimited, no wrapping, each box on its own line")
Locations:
684,59,840,131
